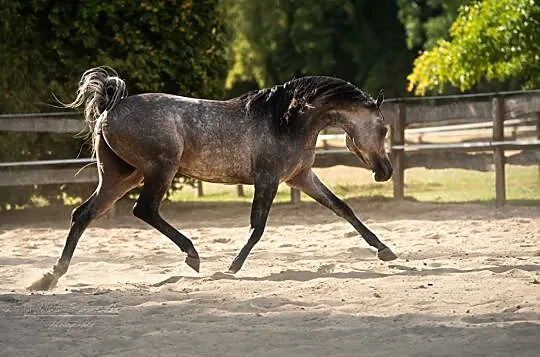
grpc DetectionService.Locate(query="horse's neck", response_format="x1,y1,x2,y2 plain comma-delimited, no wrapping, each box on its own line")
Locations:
301,110,335,149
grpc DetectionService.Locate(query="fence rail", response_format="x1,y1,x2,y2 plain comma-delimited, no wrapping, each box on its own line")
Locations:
1,90,539,206
383,94,540,207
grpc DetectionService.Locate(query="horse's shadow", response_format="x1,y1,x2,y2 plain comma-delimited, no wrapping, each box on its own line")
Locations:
153,263,540,286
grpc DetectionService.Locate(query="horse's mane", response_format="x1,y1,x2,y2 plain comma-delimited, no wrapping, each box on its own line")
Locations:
240,76,375,129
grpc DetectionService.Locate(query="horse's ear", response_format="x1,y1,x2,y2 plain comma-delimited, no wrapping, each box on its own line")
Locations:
376,89,384,108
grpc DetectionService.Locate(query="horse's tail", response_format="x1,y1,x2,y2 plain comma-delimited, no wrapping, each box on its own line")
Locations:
59,66,127,154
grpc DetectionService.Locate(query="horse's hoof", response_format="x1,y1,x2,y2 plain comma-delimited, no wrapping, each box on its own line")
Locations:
377,247,397,261
28,272,58,291
227,261,242,274
185,255,200,273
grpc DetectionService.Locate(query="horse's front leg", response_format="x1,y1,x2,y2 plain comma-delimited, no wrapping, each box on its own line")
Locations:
228,175,278,273
287,169,397,261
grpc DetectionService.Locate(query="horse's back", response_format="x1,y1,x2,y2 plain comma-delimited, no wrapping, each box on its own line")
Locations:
100,93,257,182
100,92,311,185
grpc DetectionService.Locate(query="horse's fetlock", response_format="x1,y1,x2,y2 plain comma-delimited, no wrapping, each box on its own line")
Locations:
52,262,68,276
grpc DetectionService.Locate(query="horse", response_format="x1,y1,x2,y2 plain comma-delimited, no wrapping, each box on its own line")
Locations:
29,66,396,290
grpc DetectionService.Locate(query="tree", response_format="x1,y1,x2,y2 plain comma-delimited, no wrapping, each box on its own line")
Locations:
0,0,229,209
225,0,414,97
407,0,540,95
397,0,471,50
0,0,228,113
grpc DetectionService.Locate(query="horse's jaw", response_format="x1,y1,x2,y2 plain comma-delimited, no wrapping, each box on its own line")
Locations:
345,135,392,181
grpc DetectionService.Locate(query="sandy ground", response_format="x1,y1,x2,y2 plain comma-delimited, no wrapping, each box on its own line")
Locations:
0,198,539,357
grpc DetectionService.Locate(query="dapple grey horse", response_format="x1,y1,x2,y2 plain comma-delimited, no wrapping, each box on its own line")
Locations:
30,66,396,290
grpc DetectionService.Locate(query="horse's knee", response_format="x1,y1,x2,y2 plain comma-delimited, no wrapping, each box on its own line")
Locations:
333,202,354,220
132,202,156,221
132,202,144,219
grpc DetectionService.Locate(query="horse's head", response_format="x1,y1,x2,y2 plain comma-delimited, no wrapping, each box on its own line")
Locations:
332,90,392,182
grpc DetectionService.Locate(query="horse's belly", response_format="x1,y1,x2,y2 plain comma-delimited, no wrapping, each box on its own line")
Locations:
178,151,254,184
178,142,315,185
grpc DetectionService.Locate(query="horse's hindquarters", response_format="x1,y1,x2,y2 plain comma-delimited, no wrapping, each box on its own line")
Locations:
101,100,184,173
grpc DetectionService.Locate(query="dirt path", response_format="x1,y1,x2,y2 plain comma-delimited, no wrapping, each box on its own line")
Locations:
0,199,539,357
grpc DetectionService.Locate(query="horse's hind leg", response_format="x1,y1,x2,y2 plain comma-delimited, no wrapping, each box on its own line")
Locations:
287,169,397,261
28,137,142,290
132,164,200,272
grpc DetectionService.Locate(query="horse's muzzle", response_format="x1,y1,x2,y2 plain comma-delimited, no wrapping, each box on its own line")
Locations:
372,154,393,182
346,136,392,181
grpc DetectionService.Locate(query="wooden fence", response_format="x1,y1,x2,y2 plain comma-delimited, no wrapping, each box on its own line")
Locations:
1,90,539,207
383,90,540,207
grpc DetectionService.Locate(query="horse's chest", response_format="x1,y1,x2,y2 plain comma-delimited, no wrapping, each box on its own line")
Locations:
280,149,316,181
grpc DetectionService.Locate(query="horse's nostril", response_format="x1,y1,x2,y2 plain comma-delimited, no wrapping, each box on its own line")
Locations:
372,156,393,182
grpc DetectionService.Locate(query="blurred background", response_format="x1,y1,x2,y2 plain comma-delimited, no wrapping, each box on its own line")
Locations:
0,0,538,209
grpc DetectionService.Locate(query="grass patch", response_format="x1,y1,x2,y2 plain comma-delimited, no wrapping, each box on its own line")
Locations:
169,165,540,206
404,166,539,204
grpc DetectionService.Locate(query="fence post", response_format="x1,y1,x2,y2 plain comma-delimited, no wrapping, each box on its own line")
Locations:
290,187,301,204
321,128,329,149
536,112,540,180
391,103,406,199
196,180,204,197
236,184,245,197
492,96,506,207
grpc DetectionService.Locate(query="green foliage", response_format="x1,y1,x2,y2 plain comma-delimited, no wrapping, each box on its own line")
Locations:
408,0,540,95
397,0,471,50
0,0,229,209
225,0,413,97
1,0,228,112
41,0,228,102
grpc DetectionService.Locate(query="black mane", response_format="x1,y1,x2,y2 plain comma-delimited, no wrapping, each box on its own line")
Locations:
241,76,375,129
